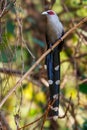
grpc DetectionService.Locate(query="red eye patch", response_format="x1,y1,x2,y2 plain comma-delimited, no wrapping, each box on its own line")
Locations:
47,11,55,15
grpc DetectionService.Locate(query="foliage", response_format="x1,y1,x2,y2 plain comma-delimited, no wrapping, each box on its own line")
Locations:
0,0,87,130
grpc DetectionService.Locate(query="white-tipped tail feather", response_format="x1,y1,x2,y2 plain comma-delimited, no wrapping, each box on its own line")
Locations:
53,115,58,120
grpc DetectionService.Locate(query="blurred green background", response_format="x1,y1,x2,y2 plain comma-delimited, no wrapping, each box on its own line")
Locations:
0,0,87,130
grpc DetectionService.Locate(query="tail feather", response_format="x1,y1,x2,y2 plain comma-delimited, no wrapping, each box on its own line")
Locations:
46,51,54,100
52,46,60,118
46,46,60,119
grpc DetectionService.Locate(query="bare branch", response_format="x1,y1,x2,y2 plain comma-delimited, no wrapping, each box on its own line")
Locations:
59,95,72,119
18,97,57,130
0,111,12,130
18,114,44,130
18,94,71,130
0,0,16,18
61,53,87,64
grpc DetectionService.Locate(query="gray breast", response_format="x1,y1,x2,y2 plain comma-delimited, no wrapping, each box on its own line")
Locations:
46,17,63,44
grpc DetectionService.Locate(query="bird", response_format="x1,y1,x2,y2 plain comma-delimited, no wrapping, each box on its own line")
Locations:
42,10,64,120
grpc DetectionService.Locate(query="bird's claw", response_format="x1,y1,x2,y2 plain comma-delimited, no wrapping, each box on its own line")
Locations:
59,37,63,41
49,44,53,51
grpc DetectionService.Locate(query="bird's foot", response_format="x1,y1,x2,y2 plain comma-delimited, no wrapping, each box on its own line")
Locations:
59,37,63,41
49,44,53,51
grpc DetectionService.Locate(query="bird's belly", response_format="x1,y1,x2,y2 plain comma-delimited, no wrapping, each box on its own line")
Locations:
47,26,62,44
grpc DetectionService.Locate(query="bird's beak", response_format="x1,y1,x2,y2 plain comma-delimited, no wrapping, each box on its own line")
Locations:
42,12,48,15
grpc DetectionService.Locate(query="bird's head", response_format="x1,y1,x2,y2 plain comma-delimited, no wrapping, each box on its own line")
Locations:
42,10,56,15
42,10,64,40
42,10,59,23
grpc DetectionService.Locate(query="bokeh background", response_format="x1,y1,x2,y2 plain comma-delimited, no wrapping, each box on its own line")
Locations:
0,0,87,130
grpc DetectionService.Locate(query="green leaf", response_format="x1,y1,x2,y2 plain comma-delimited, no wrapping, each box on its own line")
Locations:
7,20,15,34
33,38,45,48
28,109,38,117
83,0,87,1
82,120,87,130
0,46,15,63
0,34,15,62
0,35,8,50
79,83,87,94
76,8,87,17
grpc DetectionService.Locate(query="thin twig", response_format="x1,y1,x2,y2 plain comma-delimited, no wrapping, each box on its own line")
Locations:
15,6,35,60
18,114,45,130
61,53,87,64
18,95,71,130
41,100,52,130
59,95,72,118
0,0,16,18
0,16,87,108
0,111,12,130
0,0,7,18
0,52,86,76
18,98,57,130
0,67,25,76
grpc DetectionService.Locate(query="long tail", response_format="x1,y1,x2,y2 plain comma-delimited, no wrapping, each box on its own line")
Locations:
46,45,60,120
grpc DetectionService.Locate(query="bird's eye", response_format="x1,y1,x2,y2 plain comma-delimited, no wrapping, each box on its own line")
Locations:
47,11,55,15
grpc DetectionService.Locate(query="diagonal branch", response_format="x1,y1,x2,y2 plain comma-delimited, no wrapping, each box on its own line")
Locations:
0,16,87,108
0,0,16,18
